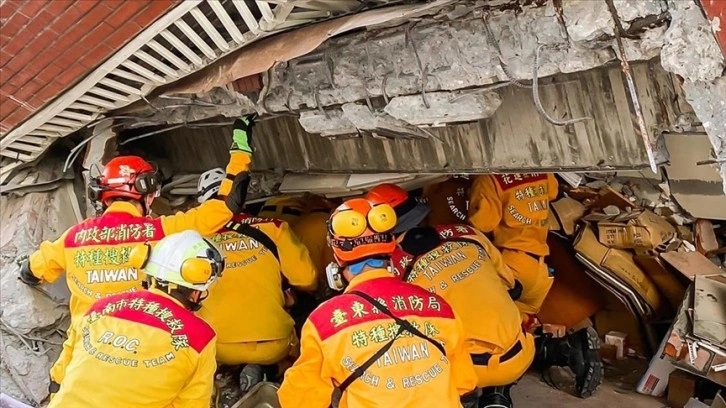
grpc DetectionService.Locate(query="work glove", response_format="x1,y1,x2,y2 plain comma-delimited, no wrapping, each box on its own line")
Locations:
225,172,251,215
230,114,258,155
18,258,41,286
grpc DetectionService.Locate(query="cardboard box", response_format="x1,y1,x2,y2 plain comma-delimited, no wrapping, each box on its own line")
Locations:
634,255,688,312
574,225,663,311
597,209,676,250
551,197,586,236
668,370,698,408
605,331,628,360
637,330,676,396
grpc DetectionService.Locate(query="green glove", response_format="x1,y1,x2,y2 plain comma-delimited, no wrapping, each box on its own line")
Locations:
231,113,257,155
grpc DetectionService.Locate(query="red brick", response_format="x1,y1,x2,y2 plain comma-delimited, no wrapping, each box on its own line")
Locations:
13,78,42,100
103,21,141,50
35,62,65,84
0,50,12,67
48,5,84,35
74,0,97,13
0,0,25,21
19,0,47,17
0,12,30,36
44,0,74,16
78,48,104,69
22,32,51,57
4,51,34,78
6,67,35,88
5,107,32,129
78,22,114,49
81,2,114,27
1,37,25,56
0,100,20,119
15,9,55,45
55,42,86,66
106,1,144,28
52,23,88,51
55,63,87,86
134,1,177,27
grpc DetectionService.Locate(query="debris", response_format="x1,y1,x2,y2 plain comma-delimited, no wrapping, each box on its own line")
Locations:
660,251,723,281
636,330,676,396
605,331,629,360
695,219,723,257
596,209,677,250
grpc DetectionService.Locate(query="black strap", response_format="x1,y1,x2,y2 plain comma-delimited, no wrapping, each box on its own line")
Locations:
330,291,447,407
470,340,523,366
224,221,279,263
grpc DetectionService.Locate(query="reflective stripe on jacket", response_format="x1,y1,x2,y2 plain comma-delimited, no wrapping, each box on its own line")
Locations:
278,269,478,408
49,289,216,408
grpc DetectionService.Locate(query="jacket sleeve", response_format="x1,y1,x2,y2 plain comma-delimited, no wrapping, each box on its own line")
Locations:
449,312,479,396
171,340,217,408
468,175,502,233
278,321,332,408
473,230,515,289
49,320,78,387
161,152,251,236
28,230,70,284
277,222,318,292
547,174,559,201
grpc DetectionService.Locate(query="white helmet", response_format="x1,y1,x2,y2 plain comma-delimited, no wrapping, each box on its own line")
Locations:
197,167,226,203
133,230,225,291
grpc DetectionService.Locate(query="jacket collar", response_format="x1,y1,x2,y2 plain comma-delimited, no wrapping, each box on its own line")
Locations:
104,201,143,217
344,268,394,293
148,288,186,308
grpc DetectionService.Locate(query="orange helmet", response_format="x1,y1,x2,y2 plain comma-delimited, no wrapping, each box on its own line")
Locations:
366,183,430,234
91,156,159,203
327,198,397,266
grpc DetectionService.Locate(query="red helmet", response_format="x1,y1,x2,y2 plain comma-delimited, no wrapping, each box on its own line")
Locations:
366,183,430,234
97,156,159,203
327,198,397,266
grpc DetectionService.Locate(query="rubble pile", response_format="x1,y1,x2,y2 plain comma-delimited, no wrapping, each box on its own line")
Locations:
547,172,726,403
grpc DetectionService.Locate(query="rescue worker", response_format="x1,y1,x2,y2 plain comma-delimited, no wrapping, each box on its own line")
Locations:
49,230,225,407
19,116,256,319
467,173,558,318
257,195,307,225
467,174,602,398
18,115,257,325
367,183,534,408
278,198,479,408
194,169,318,386
421,175,472,226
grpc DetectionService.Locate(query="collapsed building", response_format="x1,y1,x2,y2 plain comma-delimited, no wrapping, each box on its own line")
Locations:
1,0,725,406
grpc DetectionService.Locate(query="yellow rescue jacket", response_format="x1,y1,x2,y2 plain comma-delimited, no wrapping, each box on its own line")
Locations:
468,174,558,257
49,289,216,408
278,269,478,408
198,214,318,347
392,224,522,356
290,210,335,279
28,153,251,323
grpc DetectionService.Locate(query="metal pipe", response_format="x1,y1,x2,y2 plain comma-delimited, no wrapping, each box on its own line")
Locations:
605,0,659,174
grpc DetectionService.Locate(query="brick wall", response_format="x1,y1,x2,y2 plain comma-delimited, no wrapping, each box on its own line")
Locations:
0,0,180,134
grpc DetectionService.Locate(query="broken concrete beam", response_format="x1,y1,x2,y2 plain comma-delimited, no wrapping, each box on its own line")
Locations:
298,109,357,137
613,0,667,25
661,0,725,83
383,91,502,126
562,0,615,43
341,103,433,138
